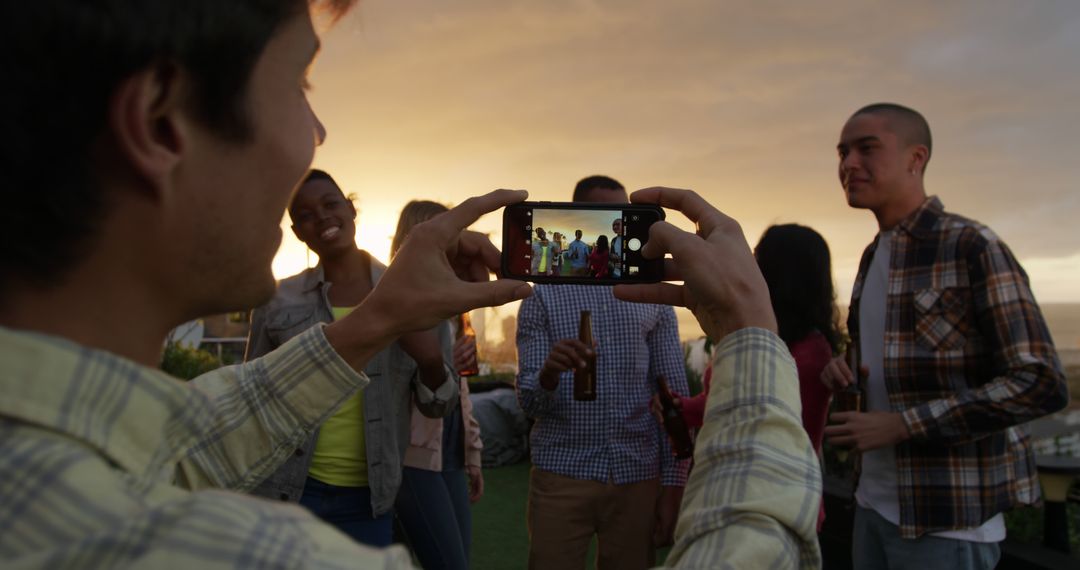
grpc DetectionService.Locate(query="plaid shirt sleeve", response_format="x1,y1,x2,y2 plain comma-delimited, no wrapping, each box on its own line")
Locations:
901,230,1069,443
649,306,691,487
177,324,368,492
515,293,560,418
666,328,822,569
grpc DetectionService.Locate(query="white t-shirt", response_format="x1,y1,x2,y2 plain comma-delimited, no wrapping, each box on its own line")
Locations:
854,230,1004,542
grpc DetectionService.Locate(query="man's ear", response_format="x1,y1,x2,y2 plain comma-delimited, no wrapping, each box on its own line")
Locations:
908,144,929,175
106,63,188,196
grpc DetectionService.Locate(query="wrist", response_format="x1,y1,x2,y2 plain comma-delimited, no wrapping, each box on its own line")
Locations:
538,367,560,391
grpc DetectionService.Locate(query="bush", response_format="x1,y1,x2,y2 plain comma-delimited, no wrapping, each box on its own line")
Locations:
161,342,223,380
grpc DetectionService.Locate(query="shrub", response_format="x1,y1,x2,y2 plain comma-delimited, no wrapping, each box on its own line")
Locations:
161,342,224,380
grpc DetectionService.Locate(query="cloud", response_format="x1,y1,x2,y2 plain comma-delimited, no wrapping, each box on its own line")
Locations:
291,0,1080,300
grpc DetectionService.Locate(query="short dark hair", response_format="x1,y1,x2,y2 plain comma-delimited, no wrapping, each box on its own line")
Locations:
573,175,625,202
852,103,933,169
754,224,841,351
288,169,359,223
0,1,354,297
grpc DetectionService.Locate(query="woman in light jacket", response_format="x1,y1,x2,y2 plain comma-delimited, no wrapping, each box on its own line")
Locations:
391,200,485,570
244,171,460,547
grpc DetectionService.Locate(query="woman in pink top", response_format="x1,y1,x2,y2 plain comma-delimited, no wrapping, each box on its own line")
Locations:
675,224,840,531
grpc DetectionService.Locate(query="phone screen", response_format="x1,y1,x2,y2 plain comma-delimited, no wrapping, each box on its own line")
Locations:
501,202,665,284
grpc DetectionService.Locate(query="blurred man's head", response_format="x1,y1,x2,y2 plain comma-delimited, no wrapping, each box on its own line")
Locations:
1,1,354,319
536,227,547,240
573,175,628,204
612,218,623,235
575,229,583,240
837,103,931,217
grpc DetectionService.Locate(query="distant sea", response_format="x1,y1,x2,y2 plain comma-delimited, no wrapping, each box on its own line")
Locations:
676,303,1080,367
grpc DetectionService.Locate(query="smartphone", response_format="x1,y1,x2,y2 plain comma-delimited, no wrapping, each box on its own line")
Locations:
501,201,665,284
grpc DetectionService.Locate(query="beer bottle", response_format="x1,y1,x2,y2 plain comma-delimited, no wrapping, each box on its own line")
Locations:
657,375,694,459
573,310,597,401
833,341,863,414
457,312,479,377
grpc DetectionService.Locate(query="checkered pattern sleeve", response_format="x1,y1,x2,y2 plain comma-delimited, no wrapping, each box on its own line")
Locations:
177,324,369,492
900,231,1068,443
515,293,560,418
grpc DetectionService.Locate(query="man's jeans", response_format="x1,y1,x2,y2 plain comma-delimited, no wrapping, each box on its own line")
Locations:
853,505,1000,570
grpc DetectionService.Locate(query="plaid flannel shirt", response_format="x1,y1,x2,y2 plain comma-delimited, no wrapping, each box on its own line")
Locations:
0,324,414,569
848,196,1068,538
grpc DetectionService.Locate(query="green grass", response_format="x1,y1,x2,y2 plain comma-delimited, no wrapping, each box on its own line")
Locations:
471,461,670,570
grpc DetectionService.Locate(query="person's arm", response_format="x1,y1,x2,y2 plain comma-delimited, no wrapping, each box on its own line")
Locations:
177,324,367,492
610,186,819,566
514,294,560,418
461,378,486,503
402,324,459,419
901,236,1068,444
666,329,821,568
649,306,691,547
651,306,691,488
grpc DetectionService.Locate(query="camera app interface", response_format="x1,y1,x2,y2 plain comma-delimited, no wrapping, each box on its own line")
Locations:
504,206,656,281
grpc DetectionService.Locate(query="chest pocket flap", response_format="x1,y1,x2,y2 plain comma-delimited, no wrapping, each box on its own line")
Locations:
913,287,970,351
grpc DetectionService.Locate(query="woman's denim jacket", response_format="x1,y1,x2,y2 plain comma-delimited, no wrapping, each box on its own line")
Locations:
244,256,458,516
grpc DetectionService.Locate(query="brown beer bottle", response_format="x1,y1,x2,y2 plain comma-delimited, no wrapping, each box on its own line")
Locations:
657,375,694,459
832,341,863,414
457,312,479,377
573,310,597,401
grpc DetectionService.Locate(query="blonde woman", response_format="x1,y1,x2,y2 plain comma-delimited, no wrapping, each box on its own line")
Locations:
391,200,485,570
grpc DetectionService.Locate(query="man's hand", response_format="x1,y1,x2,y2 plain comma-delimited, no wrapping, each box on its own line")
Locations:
820,353,867,391
654,486,684,547
612,188,777,340
650,392,682,425
452,332,477,373
538,339,593,391
325,190,533,367
824,411,911,452
467,465,484,504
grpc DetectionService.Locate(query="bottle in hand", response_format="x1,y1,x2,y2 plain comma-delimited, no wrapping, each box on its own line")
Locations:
657,375,694,459
832,342,863,414
573,310,597,401
457,312,479,377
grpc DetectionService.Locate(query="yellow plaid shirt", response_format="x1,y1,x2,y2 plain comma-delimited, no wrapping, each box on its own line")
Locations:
0,323,819,568
0,324,413,569
665,328,822,569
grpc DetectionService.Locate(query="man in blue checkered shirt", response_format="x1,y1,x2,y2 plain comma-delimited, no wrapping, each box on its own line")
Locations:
516,175,691,570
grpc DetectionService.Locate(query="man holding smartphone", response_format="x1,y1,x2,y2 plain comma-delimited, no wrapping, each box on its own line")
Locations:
515,175,690,569
821,103,1067,568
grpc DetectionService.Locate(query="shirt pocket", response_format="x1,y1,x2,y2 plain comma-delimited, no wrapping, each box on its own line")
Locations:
265,308,318,346
913,287,970,352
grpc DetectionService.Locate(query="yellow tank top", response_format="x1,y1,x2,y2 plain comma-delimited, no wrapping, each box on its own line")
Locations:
307,306,368,487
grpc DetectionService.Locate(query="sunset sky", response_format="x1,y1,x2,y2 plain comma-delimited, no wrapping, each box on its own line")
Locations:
273,0,1080,341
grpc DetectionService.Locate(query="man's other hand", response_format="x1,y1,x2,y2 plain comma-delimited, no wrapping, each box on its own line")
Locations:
612,187,777,340
824,411,911,452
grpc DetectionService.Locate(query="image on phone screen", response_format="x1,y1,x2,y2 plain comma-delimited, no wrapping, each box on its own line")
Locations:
501,202,665,285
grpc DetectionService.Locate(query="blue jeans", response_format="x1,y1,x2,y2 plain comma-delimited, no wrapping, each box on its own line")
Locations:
395,467,472,570
853,505,1000,570
299,477,394,547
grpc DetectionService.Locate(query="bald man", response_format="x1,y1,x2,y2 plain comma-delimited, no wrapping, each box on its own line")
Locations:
821,103,1067,569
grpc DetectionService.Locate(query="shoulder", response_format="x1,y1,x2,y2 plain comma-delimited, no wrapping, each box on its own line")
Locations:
924,207,1002,254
